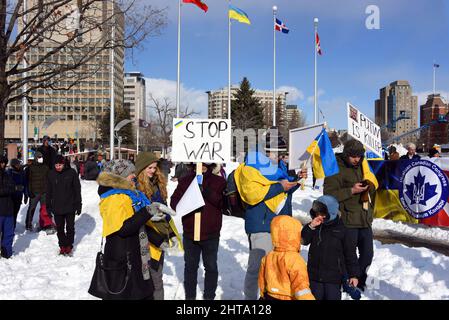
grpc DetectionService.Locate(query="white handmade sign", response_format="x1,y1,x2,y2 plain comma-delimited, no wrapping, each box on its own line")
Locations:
172,118,232,163
347,102,382,158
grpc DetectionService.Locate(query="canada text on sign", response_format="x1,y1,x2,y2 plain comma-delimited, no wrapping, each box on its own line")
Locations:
172,118,232,163
347,102,382,158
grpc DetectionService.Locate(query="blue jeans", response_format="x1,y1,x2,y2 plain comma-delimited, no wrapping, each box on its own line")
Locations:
183,237,219,300
0,216,15,258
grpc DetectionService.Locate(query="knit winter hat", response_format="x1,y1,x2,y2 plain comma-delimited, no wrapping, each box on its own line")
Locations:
343,139,365,158
10,158,21,167
103,159,136,178
135,152,159,177
55,155,65,165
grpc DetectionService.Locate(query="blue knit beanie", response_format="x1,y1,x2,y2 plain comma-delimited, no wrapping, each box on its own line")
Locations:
313,195,339,222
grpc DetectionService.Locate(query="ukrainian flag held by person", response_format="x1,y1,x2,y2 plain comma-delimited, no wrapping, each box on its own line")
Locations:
306,129,339,179
229,5,251,25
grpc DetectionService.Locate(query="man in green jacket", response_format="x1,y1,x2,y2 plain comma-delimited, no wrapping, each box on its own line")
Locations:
323,140,376,292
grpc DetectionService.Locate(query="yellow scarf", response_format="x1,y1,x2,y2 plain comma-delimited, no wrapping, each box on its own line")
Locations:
234,164,287,213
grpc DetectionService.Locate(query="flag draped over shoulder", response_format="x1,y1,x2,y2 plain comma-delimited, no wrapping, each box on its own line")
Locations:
306,129,339,179
234,151,287,214
183,0,208,12
229,5,251,24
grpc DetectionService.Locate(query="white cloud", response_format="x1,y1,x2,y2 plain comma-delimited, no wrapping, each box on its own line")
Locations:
277,86,304,103
415,90,449,106
307,89,325,104
145,78,208,117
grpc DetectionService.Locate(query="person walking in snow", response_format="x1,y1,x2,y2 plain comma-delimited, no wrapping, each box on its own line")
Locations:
258,215,315,300
90,159,155,300
6,158,27,230
170,163,227,300
135,152,181,300
323,140,377,292
301,195,360,300
0,156,21,258
46,155,82,256
25,151,55,233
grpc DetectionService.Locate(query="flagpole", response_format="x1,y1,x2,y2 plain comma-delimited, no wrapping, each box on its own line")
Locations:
314,17,318,124
110,0,115,160
137,98,140,155
176,0,182,118
228,0,231,119
433,62,436,95
22,0,28,163
273,6,277,127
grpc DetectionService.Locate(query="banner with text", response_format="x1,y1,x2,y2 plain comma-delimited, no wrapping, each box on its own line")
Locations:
347,102,382,158
172,118,232,163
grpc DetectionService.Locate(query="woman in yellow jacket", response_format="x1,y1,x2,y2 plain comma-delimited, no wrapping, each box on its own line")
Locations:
258,215,315,300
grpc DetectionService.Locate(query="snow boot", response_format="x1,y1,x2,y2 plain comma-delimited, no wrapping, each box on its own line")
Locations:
64,246,73,257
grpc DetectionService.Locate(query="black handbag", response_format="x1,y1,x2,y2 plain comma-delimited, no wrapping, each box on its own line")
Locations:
88,239,132,299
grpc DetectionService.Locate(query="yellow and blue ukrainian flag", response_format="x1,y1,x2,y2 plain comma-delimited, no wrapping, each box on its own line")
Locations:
306,129,339,179
229,5,251,25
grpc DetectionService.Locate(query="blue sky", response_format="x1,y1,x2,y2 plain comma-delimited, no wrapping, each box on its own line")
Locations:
126,0,449,130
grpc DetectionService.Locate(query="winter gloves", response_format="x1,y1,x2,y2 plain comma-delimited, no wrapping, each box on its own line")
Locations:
342,275,362,300
147,202,176,222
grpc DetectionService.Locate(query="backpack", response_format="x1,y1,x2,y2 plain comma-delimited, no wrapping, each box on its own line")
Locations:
222,170,246,219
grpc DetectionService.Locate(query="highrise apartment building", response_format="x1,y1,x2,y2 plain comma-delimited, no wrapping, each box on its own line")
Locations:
124,72,147,125
5,0,124,142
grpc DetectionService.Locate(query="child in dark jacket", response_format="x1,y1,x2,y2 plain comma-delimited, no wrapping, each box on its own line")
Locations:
301,195,360,300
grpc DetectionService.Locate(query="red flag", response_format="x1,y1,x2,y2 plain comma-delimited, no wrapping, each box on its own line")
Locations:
183,0,208,12
316,33,322,55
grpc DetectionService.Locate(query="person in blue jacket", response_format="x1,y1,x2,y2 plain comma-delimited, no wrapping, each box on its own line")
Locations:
235,144,307,300
6,159,27,230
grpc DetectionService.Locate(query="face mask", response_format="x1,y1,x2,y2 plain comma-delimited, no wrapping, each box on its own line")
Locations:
37,158,43,164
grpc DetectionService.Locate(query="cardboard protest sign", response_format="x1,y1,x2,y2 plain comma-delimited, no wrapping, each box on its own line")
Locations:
172,118,232,163
347,102,382,158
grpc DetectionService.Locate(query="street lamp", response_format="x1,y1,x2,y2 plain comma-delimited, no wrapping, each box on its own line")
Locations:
114,119,133,160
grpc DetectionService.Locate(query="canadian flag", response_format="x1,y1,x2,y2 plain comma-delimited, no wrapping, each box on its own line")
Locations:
316,33,322,55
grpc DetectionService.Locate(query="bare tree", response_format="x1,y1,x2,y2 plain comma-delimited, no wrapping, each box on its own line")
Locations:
148,94,199,156
0,0,167,151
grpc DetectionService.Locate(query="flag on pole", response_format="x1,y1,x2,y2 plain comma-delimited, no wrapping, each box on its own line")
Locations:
306,129,338,179
139,119,150,129
275,18,289,33
183,0,208,13
434,63,440,68
229,5,251,25
316,33,322,55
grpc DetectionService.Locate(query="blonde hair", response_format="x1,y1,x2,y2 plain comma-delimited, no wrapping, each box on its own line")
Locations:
137,162,168,202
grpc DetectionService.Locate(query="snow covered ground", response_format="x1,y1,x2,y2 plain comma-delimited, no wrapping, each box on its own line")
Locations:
1,165,449,300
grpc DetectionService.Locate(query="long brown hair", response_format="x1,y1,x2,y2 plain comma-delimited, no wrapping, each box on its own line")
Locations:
137,162,168,202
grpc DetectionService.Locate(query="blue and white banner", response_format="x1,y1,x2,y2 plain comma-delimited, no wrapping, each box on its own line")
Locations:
399,160,449,219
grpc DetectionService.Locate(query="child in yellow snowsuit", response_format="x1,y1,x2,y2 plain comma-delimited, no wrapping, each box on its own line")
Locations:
258,215,315,300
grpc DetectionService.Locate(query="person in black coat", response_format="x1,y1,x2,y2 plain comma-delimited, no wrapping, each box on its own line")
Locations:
0,156,21,258
46,155,82,256
399,143,421,160
6,158,27,229
301,195,360,300
83,155,100,180
37,136,57,169
89,159,154,300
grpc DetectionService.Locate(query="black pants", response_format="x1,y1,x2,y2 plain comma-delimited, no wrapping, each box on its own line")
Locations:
183,237,219,300
345,227,374,289
12,196,22,229
310,281,341,300
54,213,75,248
